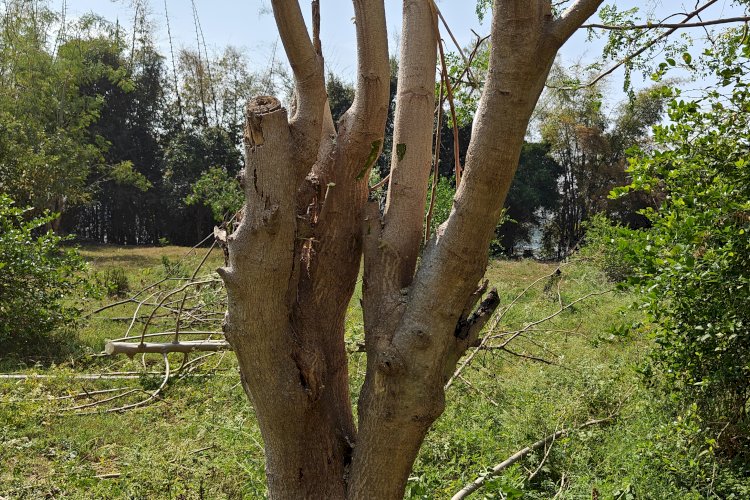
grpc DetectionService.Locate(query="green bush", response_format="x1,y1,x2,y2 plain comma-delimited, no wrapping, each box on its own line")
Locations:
99,267,130,298
0,195,85,354
611,34,750,435
580,214,640,283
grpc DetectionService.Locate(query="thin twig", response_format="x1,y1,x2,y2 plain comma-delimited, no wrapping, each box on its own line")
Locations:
437,37,462,186
77,353,171,415
527,423,559,482
425,73,445,242
581,16,750,30
458,374,499,407
369,173,391,192
64,389,141,412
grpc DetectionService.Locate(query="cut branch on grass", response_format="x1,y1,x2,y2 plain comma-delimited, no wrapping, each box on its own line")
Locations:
0,372,165,380
105,340,231,356
76,353,171,415
109,331,223,342
451,416,615,500
494,346,556,366
64,388,141,412
445,267,565,390
494,289,614,350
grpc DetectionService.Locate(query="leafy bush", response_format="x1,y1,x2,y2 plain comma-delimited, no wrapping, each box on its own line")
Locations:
185,166,243,222
98,267,130,298
0,195,85,354
612,34,750,433
580,214,640,282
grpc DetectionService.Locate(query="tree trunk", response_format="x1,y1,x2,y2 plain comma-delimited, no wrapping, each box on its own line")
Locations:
217,0,603,498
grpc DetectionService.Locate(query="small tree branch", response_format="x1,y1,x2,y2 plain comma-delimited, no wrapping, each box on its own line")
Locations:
104,340,231,356
424,77,444,243
570,0,722,89
369,173,391,192
581,16,750,31
380,0,438,289
438,37,463,186
496,346,556,365
451,416,614,499
270,0,325,164
346,0,390,140
311,0,321,56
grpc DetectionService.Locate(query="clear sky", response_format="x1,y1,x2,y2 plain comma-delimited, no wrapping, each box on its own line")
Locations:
50,1,745,98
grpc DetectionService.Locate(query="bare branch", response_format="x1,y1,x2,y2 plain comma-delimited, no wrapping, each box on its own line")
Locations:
581,16,750,31
379,0,438,288
495,346,556,365
573,0,722,89
347,0,390,139
369,173,391,192
270,0,325,162
452,416,615,499
104,340,231,356
311,0,321,56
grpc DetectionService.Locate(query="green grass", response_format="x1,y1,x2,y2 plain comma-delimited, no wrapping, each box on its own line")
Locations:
1,246,747,498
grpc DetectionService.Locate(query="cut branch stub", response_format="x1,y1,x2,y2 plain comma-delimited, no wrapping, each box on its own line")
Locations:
244,96,282,149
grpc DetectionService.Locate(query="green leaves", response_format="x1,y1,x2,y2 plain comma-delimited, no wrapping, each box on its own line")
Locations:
615,31,750,427
0,195,86,353
185,166,243,222
109,161,152,192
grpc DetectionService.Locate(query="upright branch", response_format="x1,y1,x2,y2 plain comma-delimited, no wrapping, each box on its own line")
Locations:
345,0,391,142
270,0,326,166
361,0,437,360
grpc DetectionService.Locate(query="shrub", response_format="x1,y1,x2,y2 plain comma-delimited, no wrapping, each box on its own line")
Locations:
611,34,750,435
580,214,640,283
99,267,130,298
0,195,85,355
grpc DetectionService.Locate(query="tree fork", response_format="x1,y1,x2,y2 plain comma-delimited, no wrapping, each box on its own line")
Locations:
216,0,606,498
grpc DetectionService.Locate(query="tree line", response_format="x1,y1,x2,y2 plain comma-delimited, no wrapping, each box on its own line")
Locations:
1,0,276,245
1,0,664,252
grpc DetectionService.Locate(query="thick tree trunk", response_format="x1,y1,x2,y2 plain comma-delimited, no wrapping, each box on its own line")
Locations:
220,97,351,498
217,0,603,498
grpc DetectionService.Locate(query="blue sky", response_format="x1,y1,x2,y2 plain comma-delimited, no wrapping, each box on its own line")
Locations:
51,1,745,98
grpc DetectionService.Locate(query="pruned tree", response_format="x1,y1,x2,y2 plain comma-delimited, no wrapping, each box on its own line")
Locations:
213,0,746,497
215,2,599,496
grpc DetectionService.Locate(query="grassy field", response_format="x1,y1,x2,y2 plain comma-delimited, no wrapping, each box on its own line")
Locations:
0,245,736,498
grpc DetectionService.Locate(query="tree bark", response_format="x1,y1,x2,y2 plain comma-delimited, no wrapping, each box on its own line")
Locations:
217,0,603,498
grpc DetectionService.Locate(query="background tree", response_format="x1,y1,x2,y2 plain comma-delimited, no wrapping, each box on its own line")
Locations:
0,3,114,222
495,142,562,255
539,66,665,258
